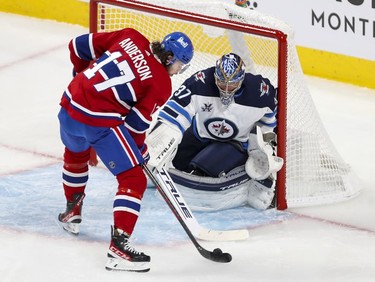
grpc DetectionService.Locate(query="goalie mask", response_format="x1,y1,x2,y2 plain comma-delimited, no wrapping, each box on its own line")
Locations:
214,53,245,106
162,32,194,73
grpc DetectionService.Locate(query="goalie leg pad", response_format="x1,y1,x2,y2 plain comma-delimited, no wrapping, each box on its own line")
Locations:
247,177,275,210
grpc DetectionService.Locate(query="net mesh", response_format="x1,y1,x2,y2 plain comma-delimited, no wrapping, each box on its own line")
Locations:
92,0,361,207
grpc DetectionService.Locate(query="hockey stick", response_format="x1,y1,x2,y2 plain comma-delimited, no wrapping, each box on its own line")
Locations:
143,165,232,263
147,166,249,241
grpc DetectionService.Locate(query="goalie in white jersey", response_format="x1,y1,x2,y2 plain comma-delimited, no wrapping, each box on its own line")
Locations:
146,53,283,211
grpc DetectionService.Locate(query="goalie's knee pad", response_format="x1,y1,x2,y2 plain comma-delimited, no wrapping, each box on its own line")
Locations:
247,177,275,210
190,142,247,177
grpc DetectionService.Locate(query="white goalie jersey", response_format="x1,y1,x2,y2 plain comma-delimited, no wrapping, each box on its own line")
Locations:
158,66,278,145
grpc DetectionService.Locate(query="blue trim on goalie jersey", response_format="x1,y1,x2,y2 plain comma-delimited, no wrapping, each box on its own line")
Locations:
258,119,277,129
74,34,95,61
265,106,277,118
158,111,185,135
259,108,277,129
170,170,251,192
241,141,249,151
164,100,192,124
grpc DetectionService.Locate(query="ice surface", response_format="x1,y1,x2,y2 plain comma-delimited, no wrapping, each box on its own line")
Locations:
1,12,375,282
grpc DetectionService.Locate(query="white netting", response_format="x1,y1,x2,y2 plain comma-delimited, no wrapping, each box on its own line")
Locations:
92,0,361,207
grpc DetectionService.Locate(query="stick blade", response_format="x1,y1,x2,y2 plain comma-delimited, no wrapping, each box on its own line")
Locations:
195,228,249,241
200,248,232,263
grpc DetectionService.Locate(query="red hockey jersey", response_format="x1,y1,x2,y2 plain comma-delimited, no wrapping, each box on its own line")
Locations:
60,28,172,147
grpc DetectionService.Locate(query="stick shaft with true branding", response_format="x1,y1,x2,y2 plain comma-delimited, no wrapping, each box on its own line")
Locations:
145,122,249,242
143,165,232,263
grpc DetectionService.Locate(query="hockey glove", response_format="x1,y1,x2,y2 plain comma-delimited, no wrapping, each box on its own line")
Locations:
145,120,182,170
245,126,283,180
140,144,150,164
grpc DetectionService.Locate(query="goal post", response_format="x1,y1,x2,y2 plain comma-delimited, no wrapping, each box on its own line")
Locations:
89,0,361,209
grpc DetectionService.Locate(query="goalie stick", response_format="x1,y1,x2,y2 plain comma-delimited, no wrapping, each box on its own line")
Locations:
143,165,233,263
147,165,249,241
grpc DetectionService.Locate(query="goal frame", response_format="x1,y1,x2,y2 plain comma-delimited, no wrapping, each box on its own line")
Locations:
89,0,289,209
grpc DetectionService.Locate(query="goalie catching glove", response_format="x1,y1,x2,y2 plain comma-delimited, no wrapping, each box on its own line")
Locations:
145,120,182,170
245,126,284,180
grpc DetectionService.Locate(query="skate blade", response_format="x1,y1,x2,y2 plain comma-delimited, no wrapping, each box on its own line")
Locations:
105,257,150,272
60,221,80,235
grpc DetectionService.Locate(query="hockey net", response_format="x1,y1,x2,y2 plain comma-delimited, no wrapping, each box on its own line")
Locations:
89,0,362,209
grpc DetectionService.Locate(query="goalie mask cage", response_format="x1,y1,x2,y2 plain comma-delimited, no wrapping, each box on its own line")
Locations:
89,0,362,209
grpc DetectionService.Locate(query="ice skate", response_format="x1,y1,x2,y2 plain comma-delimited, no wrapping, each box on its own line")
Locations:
58,193,85,235
105,226,150,272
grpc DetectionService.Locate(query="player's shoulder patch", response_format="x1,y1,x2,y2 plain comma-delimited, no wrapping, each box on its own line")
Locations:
259,80,270,97
246,74,274,98
235,74,276,108
194,71,206,83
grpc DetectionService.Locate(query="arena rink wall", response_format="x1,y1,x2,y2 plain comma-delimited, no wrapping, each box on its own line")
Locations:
1,0,374,90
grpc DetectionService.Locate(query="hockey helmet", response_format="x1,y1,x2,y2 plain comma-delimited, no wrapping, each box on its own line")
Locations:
161,32,194,65
214,53,245,106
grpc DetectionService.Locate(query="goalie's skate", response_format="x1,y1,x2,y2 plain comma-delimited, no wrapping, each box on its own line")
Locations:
58,193,85,235
105,226,150,272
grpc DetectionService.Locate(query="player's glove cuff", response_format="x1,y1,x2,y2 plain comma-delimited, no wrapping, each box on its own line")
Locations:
140,144,150,164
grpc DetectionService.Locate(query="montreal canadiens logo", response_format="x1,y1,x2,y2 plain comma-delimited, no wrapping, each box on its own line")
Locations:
204,118,238,141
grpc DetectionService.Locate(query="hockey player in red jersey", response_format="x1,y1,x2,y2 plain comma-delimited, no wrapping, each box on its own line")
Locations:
57,28,194,272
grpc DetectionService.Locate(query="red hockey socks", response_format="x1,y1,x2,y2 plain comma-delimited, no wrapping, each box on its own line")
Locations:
113,166,147,235
62,147,90,202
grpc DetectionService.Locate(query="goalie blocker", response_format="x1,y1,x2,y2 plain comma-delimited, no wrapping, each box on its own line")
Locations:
146,120,182,170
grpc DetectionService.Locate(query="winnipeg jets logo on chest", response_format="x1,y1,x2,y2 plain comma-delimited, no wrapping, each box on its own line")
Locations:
213,121,230,135
203,118,238,141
